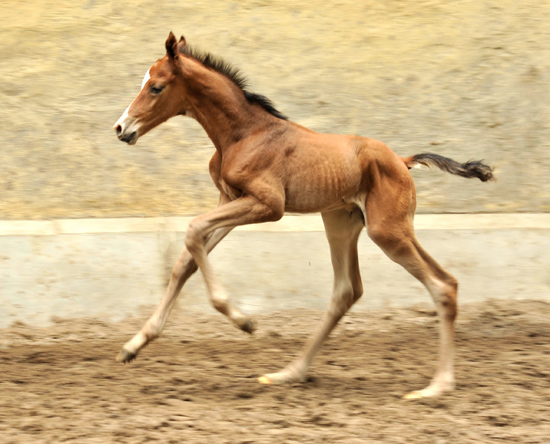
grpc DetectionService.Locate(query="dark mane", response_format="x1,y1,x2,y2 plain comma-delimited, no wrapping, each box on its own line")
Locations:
179,45,288,120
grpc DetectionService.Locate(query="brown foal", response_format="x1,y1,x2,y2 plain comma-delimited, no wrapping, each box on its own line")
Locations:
114,32,494,399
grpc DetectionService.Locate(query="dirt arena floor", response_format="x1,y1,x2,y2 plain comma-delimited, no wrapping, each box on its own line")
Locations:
1,299,549,443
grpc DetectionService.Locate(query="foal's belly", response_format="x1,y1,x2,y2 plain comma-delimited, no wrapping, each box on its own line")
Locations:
283,176,362,214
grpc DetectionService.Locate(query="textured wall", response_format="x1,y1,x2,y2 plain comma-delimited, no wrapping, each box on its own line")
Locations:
1,0,549,219
1,215,549,328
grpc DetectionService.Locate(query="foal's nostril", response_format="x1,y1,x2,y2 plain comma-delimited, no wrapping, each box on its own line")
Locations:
115,124,122,137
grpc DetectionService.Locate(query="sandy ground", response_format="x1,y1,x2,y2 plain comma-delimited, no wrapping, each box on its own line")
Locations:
0,0,549,219
1,299,549,443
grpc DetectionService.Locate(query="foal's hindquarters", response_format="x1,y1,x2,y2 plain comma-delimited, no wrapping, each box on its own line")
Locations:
259,149,458,399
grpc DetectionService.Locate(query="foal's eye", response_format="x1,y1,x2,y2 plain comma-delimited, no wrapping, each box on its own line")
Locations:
150,85,164,95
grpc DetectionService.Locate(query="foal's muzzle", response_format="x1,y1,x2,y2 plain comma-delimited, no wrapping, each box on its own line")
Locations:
114,124,137,145
113,112,140,145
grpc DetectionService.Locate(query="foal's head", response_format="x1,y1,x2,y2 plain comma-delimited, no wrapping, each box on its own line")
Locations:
114,32,188,145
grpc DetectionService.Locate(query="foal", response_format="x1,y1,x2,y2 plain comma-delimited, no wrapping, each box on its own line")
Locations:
114,32,493,399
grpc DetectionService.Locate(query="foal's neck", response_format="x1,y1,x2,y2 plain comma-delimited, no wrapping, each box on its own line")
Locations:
182,63,262,152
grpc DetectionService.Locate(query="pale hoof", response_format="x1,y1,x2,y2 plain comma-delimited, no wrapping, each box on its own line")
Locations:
403,391,425,400
258,375,272,385
257,370,306,385
403,383,454,400
116,349,137,363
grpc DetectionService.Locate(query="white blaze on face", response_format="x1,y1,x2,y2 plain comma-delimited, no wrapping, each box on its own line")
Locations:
115,68,150,126
114,67,154,143
141,68,151,90
118,104,130,123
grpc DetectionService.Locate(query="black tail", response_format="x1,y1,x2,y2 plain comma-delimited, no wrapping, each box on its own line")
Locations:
405,153,494,182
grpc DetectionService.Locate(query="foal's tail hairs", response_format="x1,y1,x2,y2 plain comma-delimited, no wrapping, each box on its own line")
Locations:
403,153,494,182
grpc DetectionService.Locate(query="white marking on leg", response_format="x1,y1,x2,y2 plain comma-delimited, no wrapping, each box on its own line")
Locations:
404,275,456,398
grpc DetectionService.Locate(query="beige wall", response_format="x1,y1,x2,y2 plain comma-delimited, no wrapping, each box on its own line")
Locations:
1,0,549,219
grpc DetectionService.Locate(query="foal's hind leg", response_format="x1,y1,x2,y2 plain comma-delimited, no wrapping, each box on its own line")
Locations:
367,205,458,398
259,208,364,384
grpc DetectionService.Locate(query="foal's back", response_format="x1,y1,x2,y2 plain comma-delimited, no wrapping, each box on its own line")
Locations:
241,119,411,215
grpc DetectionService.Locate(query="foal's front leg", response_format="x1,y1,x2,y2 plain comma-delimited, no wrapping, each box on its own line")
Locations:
116,225,234,363
185,195,283,332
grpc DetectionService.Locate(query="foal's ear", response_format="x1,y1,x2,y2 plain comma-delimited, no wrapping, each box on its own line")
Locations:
177,35,187,53
165,31,178,59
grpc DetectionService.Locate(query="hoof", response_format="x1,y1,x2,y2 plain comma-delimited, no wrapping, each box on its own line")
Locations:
403,391,424,400
240,318,257,334
258,376,272,385
116,349,137,363
257,370,305,385
403,383,454,400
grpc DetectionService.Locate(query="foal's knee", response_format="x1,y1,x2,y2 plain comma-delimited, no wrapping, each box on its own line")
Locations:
170,249,198,282
432,275,458,321
185,219,207,255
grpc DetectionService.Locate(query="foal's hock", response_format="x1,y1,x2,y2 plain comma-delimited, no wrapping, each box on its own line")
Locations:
114,32,494,399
